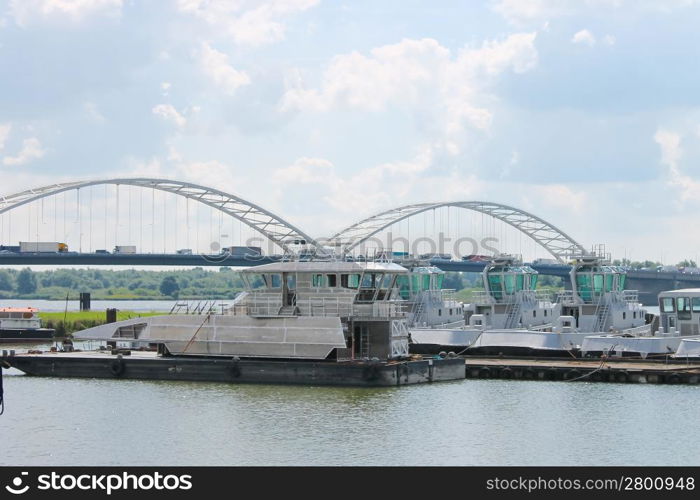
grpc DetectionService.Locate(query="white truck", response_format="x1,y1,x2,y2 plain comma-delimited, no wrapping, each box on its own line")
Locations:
113,245,137,254
19,241,68,253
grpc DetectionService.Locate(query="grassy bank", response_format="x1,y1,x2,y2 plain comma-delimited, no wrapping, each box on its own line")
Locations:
39,310,164,336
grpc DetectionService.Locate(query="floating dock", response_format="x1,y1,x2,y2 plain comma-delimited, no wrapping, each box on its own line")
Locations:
464,356,700,384
0,350,465,387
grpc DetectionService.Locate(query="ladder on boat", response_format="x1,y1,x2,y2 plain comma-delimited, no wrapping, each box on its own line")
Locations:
504,301,522,329
359,326,370,359
594,303,610,332
411,299,426,326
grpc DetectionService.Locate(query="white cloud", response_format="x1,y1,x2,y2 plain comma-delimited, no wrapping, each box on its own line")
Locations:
199,42,251,95
152,104,187,128
603,34,616,45
9,0,123,26
281,34,537,152
271,146,484,226
0,123,11,151
572,29,596,46
161,82,171,96
3,137,45,166
178,0,320,46
654,128,700,203
655,129,681,167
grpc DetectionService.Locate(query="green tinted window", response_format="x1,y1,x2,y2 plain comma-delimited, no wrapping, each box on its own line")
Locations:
516,274,524,292
423,274,431,291
530,274,538,290
504,274,515,295
436,274,444,289
605,274,614,292
396,275,410,299
619,274,626,290
312,274,324,287
593,274,604,294
488,275,502,300
576,274,592,302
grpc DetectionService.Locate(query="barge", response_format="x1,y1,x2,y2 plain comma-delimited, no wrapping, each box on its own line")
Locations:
0,260,465,387
0,350,463,386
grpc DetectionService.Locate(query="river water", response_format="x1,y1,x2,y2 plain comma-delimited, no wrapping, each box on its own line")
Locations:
1,300,697,466
1,364,699,466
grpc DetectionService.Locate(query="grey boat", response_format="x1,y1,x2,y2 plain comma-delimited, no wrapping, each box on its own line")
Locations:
1,259,464,386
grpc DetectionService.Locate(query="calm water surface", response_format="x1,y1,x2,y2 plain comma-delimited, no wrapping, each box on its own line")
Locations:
1,369,698,466
0,300,682,466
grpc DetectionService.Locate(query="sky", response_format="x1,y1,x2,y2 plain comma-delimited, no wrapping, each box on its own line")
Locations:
1,0,700,263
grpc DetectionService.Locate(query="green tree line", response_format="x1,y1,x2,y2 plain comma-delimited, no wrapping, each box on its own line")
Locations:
0,267,248,300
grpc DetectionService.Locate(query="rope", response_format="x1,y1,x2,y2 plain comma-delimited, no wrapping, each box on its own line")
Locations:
182,314,212,353
564,354,610,382
0,361,4,415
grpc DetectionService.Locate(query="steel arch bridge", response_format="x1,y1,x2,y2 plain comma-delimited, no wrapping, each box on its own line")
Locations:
0,178,318,254
328,201,586,262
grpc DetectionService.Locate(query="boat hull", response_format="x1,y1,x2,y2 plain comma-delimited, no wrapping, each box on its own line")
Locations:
674,338,700,358
409,327,482,355
0,351,466,387
582,334,700,359
0,328,54,342
465,330,591,357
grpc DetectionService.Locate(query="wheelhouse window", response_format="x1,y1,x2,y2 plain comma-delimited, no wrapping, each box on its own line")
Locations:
605,274,614,293
327,274,337,287
396,275,410,299
246,273,266,290
312,274,325,287
264,273,281,288
504,274,515,295
376,274,396,300
285,274,296,290
530,273,538,290
361,273,384,289
593,274,604,295
660,297,675,313
576,274,592,302
677,297,692,320
693,297,700,313
341,274,360,289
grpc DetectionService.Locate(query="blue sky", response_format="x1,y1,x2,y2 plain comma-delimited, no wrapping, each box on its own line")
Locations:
1,0,700,263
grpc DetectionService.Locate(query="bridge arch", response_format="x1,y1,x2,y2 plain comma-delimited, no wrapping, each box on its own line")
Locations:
0,178,318,254
328,201,586,262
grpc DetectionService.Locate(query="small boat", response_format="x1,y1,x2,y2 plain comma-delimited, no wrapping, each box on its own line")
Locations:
0,307,55,342
584,288,700,359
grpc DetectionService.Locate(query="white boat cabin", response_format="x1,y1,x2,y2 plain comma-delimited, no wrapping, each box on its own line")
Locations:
464,255,556,330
